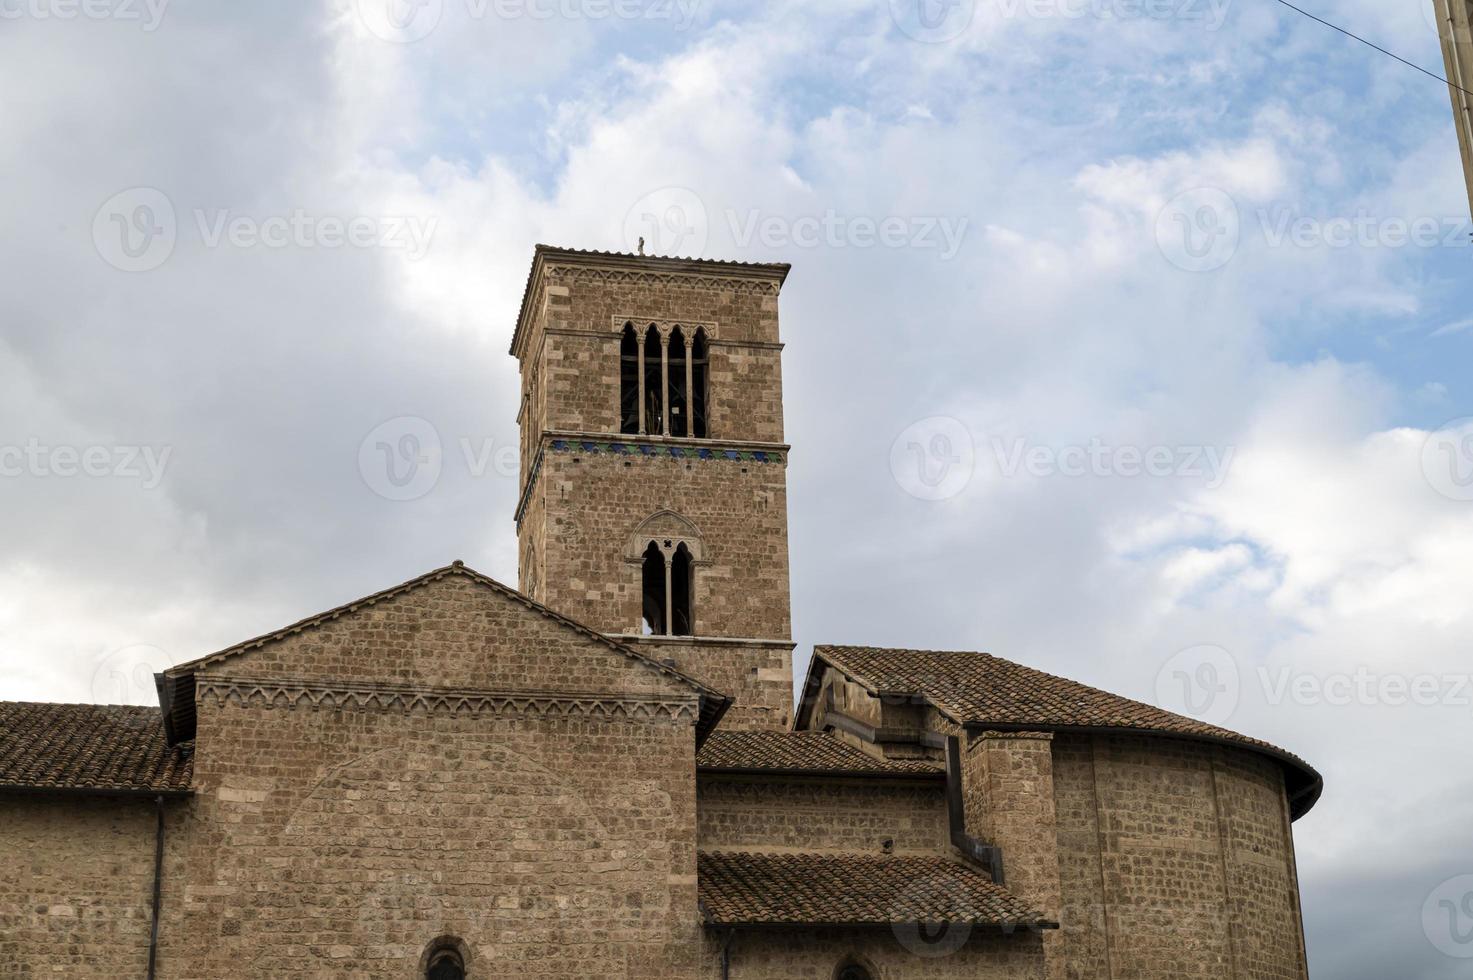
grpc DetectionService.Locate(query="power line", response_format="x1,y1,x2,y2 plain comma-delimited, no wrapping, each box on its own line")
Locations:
1272,0,1473,102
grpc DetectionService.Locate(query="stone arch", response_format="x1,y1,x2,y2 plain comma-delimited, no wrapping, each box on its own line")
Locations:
627,509,707,637
624,509,707,564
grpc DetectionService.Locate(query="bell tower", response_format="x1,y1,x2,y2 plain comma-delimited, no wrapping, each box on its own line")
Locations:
509,245,795,730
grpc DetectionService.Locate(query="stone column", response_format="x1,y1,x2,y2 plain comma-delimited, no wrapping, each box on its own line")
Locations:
683,333,694,438
637,339,646,435
663,549,673,636
660,332,671,436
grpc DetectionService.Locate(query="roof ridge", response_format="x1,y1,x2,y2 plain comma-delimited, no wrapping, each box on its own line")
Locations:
167,560,727,704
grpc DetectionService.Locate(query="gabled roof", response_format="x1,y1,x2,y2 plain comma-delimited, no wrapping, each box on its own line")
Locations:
0,702,192,796
698,851,1053,929
158,561,730,745
799,645,1321,819
697,730,942,778
510,244,792,357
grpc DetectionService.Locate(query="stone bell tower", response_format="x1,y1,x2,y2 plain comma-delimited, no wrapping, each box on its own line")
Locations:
509,245,795,730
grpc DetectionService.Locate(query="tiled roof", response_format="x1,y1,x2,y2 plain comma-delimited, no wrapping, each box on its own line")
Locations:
698,852,1053,928
805,645,1322,818
698,730,942,776
0,702,192,794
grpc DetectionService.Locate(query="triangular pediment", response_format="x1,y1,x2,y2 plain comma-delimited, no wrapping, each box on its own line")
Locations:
159,562,728,744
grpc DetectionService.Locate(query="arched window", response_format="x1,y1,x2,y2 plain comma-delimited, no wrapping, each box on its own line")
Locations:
670,543,693,636
628,512,704,637
691,328,709,438
424,941,466,980
835,962,873,980
641,541,667,636
619,322,639,434
668,326,688,437
642,324,663,436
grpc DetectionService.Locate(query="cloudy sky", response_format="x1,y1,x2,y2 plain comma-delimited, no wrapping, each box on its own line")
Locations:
3,0,1473,974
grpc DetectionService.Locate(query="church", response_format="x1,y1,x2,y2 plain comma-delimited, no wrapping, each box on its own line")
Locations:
0,245,1320,978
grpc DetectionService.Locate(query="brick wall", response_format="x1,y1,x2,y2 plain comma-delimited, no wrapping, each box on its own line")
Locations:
168,702,701,977
621,636,794,731
962,733,1064,979
529,451,792,644
150,571,710,977
1049,733,1308,980
0,793,176,978
697,775,949,856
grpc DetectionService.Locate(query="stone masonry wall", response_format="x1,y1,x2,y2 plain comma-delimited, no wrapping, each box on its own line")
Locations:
158,573,709,978
697,775,949,856
620,636,793,731
517,265,786,447
166,702,700,979
1049,733,1308,980
962,732,1065,980
530,451,792,643
0,793,180,978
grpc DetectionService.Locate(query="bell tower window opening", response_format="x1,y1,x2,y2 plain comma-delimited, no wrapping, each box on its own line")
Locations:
641,541,667,636
691,327,709,438
642,324,663,436
619,322,640,434
670,542,693,636
668,326,689,437
638,536,696,637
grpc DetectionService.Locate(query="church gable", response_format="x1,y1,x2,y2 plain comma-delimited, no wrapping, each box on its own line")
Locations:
159,562,728,744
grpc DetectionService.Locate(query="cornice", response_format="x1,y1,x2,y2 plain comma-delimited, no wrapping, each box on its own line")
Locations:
196,676,701,725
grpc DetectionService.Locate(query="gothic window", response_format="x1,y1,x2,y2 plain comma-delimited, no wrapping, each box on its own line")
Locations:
670,543,693,636
633,517,701,637
691,327,709,438
642,324,663,436
641,541,667,635
640,540,694,637
668,326,688,437
835,962,873,980
619,322,639,434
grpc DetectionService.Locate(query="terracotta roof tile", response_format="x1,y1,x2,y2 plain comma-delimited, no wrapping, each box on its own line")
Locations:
698,851,1052,928
0,702,192,794
698,730,941,776
806,645,1321,817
